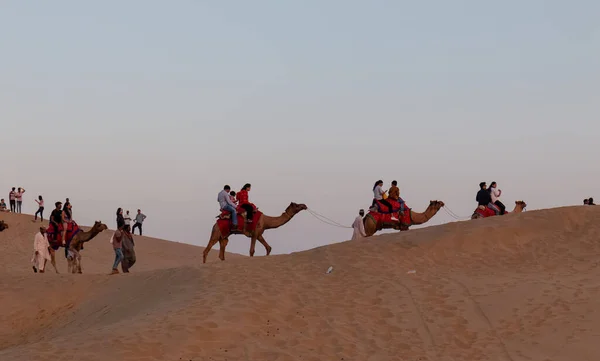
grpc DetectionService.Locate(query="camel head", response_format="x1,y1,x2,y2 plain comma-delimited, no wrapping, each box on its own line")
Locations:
428,200,445,210
286,202,308,215
91,221,108,232
515,200,527,210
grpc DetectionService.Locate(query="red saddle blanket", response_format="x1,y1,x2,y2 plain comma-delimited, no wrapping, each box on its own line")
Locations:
373,199,404,213
473,205,504,218
367,201,411,229
217,210,263,237
47,221,81,250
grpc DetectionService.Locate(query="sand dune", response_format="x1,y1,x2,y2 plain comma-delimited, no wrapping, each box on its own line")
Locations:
1,206,599,360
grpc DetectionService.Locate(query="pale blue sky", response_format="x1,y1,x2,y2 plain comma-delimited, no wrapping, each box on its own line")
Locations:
2,1,598,255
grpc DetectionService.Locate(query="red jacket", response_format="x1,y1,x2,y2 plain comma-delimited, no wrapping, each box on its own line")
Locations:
236,190,249,205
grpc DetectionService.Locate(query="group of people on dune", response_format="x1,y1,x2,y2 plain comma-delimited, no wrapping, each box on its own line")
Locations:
1,187,26,213
583,198,595,205
110,208,146,274
217,183,256,229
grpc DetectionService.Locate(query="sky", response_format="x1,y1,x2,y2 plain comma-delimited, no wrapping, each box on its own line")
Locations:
1,1,599,256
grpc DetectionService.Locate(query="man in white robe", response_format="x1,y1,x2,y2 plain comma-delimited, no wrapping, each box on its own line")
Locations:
351,209,367,240
32,226,52,273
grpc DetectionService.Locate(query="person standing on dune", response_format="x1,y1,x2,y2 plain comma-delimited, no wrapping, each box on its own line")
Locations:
132,209,146,235
351,209,367,240
15,187,25,213
34,195,44,222
9,188,16,213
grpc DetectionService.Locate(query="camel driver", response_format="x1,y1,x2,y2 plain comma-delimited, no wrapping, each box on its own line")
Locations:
476,182,499,215
351,209,367,240
236,183,255,223
50,202,64,244
218,185,238,228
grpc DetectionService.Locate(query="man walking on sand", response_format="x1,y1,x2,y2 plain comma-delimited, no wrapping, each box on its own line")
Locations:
31,226,52,273
132,209,146,236
351,209,367,240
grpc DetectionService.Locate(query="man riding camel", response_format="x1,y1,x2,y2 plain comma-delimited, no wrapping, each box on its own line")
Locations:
49,202,64,244
218,185,238,229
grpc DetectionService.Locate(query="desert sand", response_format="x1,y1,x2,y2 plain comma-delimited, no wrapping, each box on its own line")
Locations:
0,206,599,361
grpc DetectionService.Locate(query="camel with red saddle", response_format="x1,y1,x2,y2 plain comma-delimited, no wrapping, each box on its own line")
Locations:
46,220,107,273
203,202,307,263
66,221,108,273
363,200,445,236
471,200,527,219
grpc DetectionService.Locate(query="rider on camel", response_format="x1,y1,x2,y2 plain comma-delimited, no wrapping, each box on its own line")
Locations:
218,185,238,228
50,202,64,244
489,181,506,215
372,180,398,221
236,183,255,223
476,182,499,215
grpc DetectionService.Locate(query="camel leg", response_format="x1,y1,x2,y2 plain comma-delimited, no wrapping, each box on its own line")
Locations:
257,235,272,256
49,249,59,274
219,238,229,261
203,236,221,264
76,251,82,274
249,236,257,257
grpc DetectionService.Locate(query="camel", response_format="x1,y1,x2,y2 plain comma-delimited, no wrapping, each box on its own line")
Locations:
0,220,8,232
363,200,445,237
65,221,108,273
471,200,527,219
203,202,307,263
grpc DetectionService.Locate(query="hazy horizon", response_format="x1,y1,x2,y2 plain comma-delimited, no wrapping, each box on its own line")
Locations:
2,1,598,255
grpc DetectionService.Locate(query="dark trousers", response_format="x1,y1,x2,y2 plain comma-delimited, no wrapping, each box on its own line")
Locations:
132,222,142,235
373,198,394,213
35,207,44,220
9,200,15,212
494,200,506,215
241,204,254,221
16,201,22,213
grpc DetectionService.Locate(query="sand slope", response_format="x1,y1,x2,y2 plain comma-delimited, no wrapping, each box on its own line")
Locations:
1,207,599,361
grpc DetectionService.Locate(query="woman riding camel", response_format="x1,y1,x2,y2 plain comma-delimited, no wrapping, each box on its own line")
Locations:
489,181,506,215
236,183,256,223
372,180,398,221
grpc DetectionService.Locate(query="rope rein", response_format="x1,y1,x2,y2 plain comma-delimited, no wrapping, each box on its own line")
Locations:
306,208,353,229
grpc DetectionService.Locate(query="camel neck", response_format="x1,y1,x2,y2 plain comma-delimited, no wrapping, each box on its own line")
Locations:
263,210,294,230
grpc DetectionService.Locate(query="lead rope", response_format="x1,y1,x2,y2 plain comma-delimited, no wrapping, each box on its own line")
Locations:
307,208,353,229
442,205,471,220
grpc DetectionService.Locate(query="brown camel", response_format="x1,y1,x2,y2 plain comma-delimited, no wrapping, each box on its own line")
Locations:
203,202,307,263
363,200,445,237
471,200,527,219
65,221,108,273
0,221,8,232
